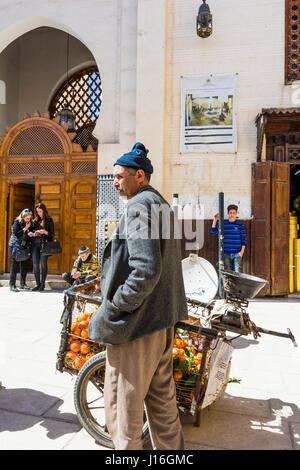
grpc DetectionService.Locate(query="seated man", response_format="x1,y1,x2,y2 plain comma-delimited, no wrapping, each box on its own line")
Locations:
62,246,100,286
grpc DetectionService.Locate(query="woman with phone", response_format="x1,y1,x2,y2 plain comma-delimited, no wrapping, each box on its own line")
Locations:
31,203,55,291
8,208,33,292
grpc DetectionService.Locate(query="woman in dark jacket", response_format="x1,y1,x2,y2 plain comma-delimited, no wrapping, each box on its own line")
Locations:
31,203,54,291
8,208,33,292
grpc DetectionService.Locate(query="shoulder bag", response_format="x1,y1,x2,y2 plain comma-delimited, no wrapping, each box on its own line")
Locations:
12,245,31,262
41,239,62,256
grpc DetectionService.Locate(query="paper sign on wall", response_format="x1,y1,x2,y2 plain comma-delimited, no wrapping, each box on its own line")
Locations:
181,74,238,154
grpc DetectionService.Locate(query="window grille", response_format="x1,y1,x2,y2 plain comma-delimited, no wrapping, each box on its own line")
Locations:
9,127,64,156
49,66,102,130
286,0,300,83
71,161,97,174
8,162,65,176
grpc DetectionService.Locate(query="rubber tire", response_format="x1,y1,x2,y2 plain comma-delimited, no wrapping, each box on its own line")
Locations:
74,350,151,449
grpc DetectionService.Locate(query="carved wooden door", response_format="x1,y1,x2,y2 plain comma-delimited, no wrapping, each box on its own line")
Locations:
67,177,97,267
6,183,35,271
251,161,290,296
35,179,65,274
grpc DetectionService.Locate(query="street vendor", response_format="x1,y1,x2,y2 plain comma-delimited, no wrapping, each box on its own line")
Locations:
62,246,100,286
211,204,247,273
88,142,188,450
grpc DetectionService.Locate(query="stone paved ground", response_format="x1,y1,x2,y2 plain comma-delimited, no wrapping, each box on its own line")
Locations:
0,282,299,450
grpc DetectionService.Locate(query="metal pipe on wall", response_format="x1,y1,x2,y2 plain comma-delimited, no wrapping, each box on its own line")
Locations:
218,192,224,298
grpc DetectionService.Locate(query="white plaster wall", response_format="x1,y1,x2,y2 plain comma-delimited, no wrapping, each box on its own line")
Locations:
163,0,296,219
0,0,138,162
0,40,20,135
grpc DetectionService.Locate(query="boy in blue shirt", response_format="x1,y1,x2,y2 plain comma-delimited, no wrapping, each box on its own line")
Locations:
211,204,247,273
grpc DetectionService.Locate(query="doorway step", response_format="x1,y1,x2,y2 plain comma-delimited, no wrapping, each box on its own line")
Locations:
0,273,68,291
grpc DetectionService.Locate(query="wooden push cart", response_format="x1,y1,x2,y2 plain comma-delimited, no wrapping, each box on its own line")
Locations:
56,279,231,448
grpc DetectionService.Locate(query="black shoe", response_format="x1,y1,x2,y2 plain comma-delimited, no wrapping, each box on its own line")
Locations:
10,285,19,292
39,285,45,292
32,285,40,291
20,284,30,290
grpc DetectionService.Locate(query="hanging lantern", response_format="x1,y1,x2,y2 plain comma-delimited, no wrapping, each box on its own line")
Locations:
197,0,212,38
58,106,76,132
56,34,76,132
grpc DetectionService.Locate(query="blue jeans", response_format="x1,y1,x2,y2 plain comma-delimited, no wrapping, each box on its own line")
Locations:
224,253,243,273
32,242,48,286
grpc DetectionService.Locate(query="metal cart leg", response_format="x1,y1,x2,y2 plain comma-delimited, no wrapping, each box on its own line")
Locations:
194,408,202,427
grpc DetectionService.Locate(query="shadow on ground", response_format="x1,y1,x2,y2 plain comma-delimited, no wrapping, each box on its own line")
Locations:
181,392,299,450
0,387,81,439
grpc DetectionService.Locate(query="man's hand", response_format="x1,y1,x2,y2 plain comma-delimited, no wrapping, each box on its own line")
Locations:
212,213,219,228
239,246,245,258
73,272,81,279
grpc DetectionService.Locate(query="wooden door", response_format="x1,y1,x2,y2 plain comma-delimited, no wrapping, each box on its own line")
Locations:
68,177,97,267
251,161,290,296
35,180,65,274
271,162,290,294
6,183,35,271
251,162,272,295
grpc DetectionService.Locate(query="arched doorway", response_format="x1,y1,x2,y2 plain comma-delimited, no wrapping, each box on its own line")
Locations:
0,114,97,274
0,24,101,275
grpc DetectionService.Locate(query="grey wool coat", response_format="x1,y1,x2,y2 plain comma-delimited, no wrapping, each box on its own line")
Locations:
88,185,188,345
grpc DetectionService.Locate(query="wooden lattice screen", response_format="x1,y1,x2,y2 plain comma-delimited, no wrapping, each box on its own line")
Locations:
49,66,102,130
285,0,300,84
9,126,64,155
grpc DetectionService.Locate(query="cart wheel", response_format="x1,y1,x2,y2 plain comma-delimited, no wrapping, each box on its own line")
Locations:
74,350,151,449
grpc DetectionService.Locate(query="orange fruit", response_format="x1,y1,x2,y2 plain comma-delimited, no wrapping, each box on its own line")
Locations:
80,342,91,354
71,322,78,332
72,328,81,337
177,348,186,359
74,355,86,369
83,313,91,321
78,320,89,329
70,340,82,353
81,328,89,339
175,338,185,349
76,314,85,323
173,369,183,381
65,351,77,363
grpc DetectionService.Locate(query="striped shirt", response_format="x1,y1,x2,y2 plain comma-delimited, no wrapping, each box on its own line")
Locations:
210,220,247,254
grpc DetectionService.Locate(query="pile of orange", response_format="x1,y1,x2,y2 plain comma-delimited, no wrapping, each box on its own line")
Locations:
172,332,203,382
64,310,104,371
172,331,206,403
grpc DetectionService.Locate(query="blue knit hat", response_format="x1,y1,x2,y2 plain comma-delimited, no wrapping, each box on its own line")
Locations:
114,142,153,174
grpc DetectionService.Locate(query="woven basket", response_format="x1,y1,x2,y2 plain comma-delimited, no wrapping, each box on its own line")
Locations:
56,278,105,375
173,321,218,416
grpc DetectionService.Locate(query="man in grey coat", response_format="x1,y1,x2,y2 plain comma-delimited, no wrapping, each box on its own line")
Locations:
88,142,188,450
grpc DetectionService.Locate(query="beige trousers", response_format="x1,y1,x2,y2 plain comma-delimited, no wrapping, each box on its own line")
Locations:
104,327,185,450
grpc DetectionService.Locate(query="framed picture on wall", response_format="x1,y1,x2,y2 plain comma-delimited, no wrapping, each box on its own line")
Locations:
181,73,238,154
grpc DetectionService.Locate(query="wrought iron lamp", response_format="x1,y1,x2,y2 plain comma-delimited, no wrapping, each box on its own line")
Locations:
58,34,76,132
197,0,212,38
59,106,76,132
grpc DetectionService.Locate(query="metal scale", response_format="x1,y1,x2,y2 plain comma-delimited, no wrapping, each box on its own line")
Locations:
182,255,297,347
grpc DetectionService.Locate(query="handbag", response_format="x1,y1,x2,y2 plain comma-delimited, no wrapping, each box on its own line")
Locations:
41,239,62,256
12,245,31,262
